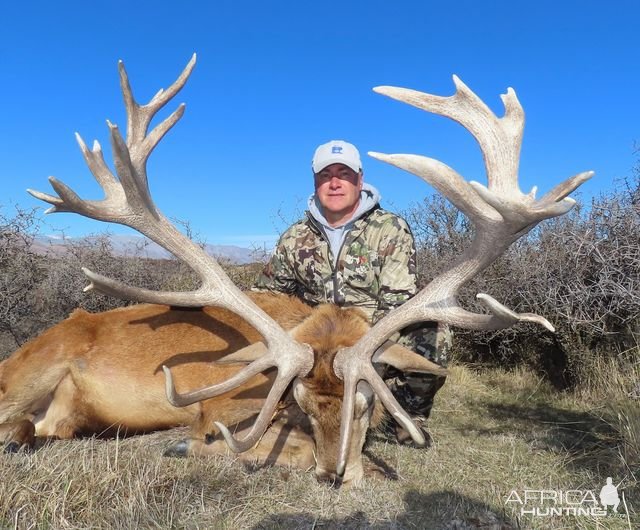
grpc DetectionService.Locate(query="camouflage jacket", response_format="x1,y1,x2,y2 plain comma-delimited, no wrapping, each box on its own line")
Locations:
254,205,451,366
254,206,418,324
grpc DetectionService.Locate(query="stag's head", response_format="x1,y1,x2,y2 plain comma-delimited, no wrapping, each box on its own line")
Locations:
291,304,380,484
162,299,443,486
29,56,592,486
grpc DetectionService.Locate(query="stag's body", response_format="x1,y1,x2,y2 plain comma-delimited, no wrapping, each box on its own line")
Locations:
6,55,590,486
0,292,383,481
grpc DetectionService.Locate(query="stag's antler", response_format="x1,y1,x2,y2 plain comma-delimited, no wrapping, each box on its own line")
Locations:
28,55,314,453
332,75,593,476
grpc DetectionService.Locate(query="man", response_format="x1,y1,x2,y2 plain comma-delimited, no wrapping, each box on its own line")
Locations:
253,140,450,445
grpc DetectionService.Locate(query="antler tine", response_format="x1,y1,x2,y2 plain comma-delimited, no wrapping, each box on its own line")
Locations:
334,361,426,477
367,152,501,226
374,75,525,192
332,78,593,469
163,349,306,453
212,373,295,452
162,356,273,407
29,56,315,453
119,53,196,153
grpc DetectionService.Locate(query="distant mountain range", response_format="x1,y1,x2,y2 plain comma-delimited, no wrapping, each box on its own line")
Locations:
32,234,268,265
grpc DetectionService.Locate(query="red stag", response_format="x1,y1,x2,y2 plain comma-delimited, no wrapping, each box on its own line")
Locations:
0,55,591,486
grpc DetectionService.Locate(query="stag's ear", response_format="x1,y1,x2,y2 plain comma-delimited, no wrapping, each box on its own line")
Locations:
372,341,449,376
215,342,269,364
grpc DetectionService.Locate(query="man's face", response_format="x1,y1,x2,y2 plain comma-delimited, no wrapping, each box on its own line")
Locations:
314,163,363,226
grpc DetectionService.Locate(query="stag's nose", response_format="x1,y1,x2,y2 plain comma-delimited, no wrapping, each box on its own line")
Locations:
315,471,343,489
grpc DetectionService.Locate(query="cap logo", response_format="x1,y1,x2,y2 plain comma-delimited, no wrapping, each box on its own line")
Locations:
331,146,343,154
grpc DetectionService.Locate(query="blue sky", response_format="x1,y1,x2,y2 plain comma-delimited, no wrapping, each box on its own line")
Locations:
1,0,637,248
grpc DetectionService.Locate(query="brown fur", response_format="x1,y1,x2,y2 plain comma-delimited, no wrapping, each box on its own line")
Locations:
0,292,385,484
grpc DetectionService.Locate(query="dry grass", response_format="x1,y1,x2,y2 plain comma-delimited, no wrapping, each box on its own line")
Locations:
1,364,637,529
573,349,640,479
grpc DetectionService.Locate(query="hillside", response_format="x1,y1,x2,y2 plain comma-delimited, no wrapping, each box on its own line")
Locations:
31,234,268,265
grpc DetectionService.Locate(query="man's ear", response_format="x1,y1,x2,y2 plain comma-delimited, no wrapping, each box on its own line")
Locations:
358,171,364,190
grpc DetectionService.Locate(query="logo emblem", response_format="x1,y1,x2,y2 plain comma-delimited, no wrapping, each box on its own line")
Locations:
331,146,343,154
504,478,630,518
600,477,621,513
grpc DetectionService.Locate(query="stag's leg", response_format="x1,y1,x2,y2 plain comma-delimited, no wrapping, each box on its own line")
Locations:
166,401,316,470
0,354,75,451
0,357,34,452
0,359,69,426
177,420,315,470
0,312,95,429
33,374,89,439
0,369,91,450
0,420,36,452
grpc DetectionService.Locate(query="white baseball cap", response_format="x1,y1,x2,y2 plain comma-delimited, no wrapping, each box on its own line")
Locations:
312,140,362,174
